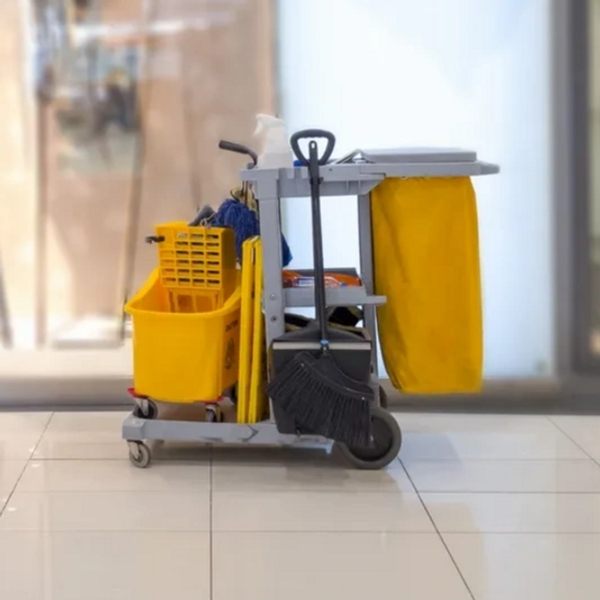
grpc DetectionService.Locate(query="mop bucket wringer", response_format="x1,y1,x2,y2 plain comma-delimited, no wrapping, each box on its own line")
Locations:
152,221,237,311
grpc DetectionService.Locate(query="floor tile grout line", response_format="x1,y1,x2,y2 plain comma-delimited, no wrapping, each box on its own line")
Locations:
544,415,600,467
395,488,600,495
30,412,55,458
0,461,28,519
208,529,600,535
0,412,54,519
394,530,600,536
0,489,211,495
0,527,599,535
400,457,594,462
4,527,600,536
209,444,214,600
412,490,600,495
399,459,477,600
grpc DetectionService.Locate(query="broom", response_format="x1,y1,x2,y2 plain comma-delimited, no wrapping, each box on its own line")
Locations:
268,131,373,447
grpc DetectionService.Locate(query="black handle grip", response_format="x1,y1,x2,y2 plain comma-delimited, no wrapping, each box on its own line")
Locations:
290,129,336,166
218,140,258,166
145,235,165,244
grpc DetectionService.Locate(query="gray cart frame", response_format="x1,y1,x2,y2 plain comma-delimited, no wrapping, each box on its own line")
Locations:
123,148,499,467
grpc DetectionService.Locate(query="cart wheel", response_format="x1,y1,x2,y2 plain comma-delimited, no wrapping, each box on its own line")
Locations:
229,385,238,405
336,406,402,470
378,385,388,409
129,442,152,468
133,399,158,420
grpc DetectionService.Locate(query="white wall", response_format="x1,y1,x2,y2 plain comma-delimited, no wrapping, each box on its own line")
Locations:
278,0,552,379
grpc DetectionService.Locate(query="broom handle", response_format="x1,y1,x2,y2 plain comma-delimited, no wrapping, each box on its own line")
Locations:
290,130,336,341
308,141,328,341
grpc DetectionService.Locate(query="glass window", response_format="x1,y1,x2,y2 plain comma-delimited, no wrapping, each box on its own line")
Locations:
0,0,274,392
279,0,553,378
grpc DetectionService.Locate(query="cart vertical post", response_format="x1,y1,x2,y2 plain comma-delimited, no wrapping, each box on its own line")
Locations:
357,192,379,386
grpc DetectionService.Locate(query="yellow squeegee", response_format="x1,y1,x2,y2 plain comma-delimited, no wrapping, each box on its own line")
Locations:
237,237,268,424
236,237,257,424
248,240,267,423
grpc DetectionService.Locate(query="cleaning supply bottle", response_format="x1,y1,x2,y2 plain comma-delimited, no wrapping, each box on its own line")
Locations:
254,114,293,168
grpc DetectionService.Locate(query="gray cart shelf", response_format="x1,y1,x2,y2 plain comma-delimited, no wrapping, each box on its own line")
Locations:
123,147,499,469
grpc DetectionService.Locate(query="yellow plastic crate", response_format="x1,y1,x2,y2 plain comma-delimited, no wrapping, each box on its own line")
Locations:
154,222,237,305
125,268,241,403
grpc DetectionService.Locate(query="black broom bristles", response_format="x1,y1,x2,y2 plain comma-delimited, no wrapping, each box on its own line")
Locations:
268,351,373,447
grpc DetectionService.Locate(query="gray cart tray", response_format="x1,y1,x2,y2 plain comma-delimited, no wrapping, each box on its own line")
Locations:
241,147,499,199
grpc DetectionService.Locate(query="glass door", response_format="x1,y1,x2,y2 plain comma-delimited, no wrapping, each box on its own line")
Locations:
0,0,275,400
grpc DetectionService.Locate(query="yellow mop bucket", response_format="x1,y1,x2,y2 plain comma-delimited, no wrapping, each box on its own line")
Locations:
126,268,241,403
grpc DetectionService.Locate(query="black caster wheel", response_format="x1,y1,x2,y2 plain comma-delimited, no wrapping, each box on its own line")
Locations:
378,385,388,409
229,385,238,405
128,442,152,468
206,405,220,423
133,399,158,420
336,406,402,470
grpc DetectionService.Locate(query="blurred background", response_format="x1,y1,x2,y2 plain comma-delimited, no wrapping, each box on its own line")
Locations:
0,0,595,408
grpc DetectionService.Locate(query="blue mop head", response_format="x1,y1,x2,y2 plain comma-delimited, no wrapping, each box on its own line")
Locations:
281,232,293,267
213,198,293,266
213,199,259,259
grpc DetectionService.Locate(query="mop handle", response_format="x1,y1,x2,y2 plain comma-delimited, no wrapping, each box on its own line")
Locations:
290,130,336,342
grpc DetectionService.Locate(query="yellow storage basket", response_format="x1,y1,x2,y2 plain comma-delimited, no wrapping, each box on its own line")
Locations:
126,268,241,403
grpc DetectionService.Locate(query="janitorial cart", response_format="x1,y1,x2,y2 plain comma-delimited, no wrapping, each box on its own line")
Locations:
122,128,499,469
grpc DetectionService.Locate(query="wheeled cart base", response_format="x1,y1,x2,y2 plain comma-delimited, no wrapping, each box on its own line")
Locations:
123,405,402,470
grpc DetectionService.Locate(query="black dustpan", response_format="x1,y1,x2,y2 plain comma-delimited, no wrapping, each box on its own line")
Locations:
268,130,373,445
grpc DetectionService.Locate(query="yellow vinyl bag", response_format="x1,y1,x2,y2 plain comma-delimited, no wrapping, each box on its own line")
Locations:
371,177,483,394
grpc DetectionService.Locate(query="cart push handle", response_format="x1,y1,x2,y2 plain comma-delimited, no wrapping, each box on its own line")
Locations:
145,234,165,244
290,129,336,167
218,140,258,167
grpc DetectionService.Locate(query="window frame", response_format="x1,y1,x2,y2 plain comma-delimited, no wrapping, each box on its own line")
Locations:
570,0,600,372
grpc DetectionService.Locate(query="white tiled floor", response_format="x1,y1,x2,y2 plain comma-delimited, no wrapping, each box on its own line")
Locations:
3,411,600,599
